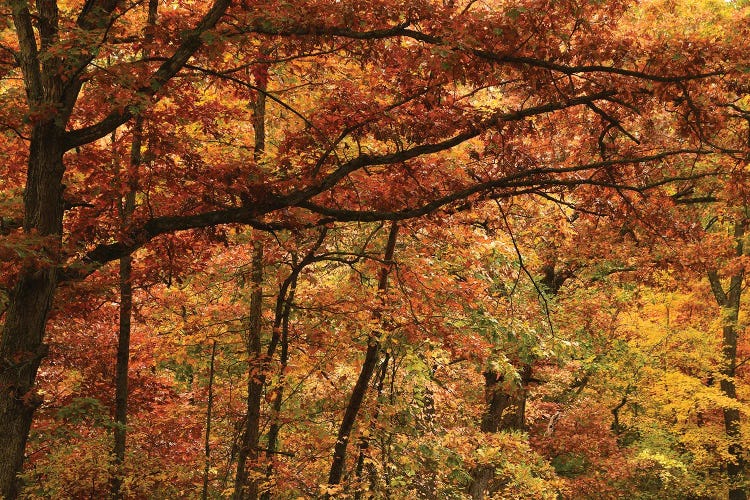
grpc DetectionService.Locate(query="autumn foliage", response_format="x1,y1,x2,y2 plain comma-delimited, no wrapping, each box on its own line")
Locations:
3,0,750,498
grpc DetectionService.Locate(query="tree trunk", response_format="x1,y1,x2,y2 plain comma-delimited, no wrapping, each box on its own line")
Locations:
110,248,133,498
0,117,66,498
232,242,264,500
202,340,218,500
327,222,399,490
232,71,268,500
1,0,230,495
709,220,747,500
1,4,71,492
110,109,144,499
354,353,390,499
468,364,530,499
260,278,295,500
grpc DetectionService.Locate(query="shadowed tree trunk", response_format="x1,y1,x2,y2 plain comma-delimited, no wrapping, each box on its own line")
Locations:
110,2,157,496
110,121,140,499
468,364,531,499
353,352,390,499
260,229,327,499
233,81,267,499
0,95,66,500
1,1,230,496
260,277,295,500
202,340,218,500
327,222,399,491
708,220,748,500
0,9,70,493
232,241,264,500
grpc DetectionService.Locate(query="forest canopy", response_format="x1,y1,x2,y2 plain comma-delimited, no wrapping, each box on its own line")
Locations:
2,0,750,498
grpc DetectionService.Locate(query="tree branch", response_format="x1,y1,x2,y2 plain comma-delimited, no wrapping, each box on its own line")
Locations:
280,90,618,207
64,0,232,149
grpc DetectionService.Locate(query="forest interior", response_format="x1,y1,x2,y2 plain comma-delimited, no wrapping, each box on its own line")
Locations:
4,0,750,498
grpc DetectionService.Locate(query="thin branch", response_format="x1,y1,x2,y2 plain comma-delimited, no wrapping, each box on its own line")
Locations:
496,201,555,336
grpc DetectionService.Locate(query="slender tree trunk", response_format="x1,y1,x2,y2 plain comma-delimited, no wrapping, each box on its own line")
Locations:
232,72,268,500
327,222,399,489
203,341,218,500
709,220,747,500
328,343,380,487
260,278,295,500
259,231,327,499
233,242,264,500
110,111,143,499
110,0,157,476
354,352,389,499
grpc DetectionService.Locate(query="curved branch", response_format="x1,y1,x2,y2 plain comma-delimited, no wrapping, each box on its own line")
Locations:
280,90,618,207
246,21,721,83
298,150,714,222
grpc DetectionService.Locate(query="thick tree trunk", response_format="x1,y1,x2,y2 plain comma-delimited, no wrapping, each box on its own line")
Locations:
1,0,231,495
2,6,69,493
709,221,747,500
327,222,399,489
0,117,66,498
468,364,530,500
0,271,56,498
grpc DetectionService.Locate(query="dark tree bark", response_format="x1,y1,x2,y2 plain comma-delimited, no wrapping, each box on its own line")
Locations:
260,277,295,500
232,241,264,500
0,9,69,495
327,222,399,489
354,352,390,499
110,3,158,490
110,107,145,499
468,364,531,500
202,340,218,500
708,220,748,500
0,51,66,499
233,84,268,500
0,1,231,496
